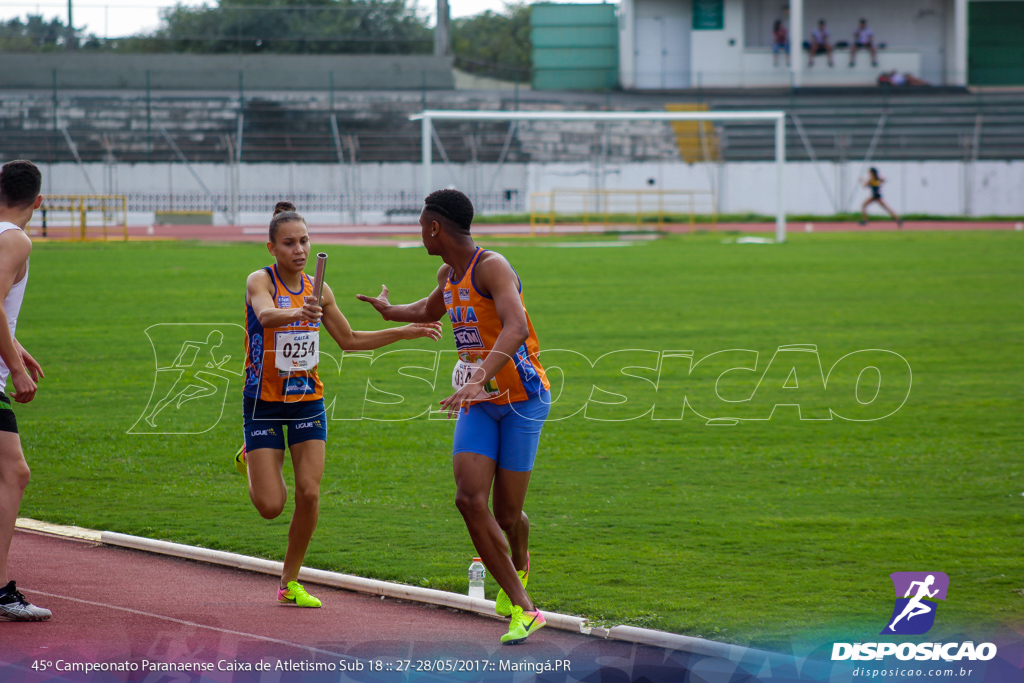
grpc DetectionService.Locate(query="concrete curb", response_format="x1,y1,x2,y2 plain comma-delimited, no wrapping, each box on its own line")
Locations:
17,519,766,664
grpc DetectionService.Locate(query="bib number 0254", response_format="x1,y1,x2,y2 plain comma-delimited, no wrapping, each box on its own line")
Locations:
275,330,319,372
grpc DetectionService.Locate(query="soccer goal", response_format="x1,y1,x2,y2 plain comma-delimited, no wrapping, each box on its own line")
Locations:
410,109,788,243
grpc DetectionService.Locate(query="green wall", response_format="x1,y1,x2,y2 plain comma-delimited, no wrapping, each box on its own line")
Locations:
969,1,1024,85
531,4,619,90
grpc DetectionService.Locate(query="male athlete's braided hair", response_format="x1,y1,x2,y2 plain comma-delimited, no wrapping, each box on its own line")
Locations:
0,160,42,209
269,200,305,242
424,189,474,234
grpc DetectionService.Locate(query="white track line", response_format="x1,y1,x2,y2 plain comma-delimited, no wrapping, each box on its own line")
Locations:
21,588,357,661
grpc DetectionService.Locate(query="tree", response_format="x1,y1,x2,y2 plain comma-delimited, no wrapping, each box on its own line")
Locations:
0,15,100,51
131,0,432,54
451,3,531,82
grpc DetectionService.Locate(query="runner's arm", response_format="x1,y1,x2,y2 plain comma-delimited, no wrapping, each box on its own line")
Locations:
321,282,442,351
247,269,320,328
0,231,35,402
355,265,449,322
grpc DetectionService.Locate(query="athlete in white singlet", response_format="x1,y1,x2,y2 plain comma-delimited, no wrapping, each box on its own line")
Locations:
0,160,50,621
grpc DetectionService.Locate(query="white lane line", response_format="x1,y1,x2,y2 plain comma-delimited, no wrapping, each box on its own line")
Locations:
22,589,355,660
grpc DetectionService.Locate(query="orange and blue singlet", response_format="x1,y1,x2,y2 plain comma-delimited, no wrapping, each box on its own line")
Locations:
443,248,549,405
242,265,326,451
445,248,551,472
244,265,323,402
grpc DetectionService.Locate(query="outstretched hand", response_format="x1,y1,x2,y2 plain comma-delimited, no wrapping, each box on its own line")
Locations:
356,285,391,319
403,321,443,342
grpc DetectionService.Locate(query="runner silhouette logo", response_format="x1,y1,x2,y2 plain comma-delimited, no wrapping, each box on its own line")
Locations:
882,572,949,635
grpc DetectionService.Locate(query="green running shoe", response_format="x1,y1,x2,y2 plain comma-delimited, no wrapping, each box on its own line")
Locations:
278,581,321,608
234,443,246,475
495,553,529,617
501,605,546,645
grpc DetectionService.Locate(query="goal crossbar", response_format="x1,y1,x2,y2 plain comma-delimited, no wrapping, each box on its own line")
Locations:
410,109,787,242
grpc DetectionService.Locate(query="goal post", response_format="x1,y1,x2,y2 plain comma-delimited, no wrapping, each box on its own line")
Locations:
411,109,788,243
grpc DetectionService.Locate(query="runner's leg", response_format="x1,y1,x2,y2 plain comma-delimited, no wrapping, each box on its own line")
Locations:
878,198,900,222
454,452,534,611
492,467,532,573
0,432,30,584
281,439,324,586
247,447,287,520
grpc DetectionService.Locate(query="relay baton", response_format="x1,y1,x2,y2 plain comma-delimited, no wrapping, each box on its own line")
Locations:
312,253,328,306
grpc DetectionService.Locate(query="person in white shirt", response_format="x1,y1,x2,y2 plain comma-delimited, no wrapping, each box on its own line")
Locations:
850,18,878,68
0,160,50,622
809,19,833,68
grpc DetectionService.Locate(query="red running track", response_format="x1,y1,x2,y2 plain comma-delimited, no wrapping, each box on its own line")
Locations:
1,529,721,683
91,220,1024,244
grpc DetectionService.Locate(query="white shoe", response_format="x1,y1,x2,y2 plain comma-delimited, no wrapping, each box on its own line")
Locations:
0,581,52,621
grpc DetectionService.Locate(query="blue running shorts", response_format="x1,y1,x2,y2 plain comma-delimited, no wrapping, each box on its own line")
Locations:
243,395,327,451
452,390,550,472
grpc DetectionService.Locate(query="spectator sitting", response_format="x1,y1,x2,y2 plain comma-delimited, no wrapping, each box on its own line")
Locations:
850,18,877,68
809,20,833,68
772,20,790,67
877,70,930,86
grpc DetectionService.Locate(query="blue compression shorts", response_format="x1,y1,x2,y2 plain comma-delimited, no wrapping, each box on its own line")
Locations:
243,395,327,451
452,390,550,472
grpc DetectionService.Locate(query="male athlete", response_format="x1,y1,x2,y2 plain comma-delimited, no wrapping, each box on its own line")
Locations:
0,160,51,621
358,189,550,645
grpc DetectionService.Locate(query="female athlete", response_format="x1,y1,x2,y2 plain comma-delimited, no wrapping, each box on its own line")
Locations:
860,167,902,227
240,201,442,607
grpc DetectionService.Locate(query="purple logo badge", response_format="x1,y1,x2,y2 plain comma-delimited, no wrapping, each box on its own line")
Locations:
881,572,949,635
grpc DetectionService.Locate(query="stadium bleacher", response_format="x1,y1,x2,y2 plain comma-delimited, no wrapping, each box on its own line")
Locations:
2,87,1023,165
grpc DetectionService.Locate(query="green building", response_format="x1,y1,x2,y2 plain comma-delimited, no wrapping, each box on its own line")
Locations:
531,3,619,90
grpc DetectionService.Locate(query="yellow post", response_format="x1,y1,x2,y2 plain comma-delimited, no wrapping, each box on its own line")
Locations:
549,192,555,235
636,192,641,230
122,196,128,240
79,197,87,240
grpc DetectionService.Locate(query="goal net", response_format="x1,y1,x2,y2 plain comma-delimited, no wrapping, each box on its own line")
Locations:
412,109,787,242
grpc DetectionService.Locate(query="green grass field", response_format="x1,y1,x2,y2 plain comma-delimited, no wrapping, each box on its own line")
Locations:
13,231,1023,649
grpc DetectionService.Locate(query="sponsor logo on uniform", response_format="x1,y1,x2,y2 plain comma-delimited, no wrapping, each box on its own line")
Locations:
448,306,478,324
296,420,323,429
251,334,263,365
277,296,292,308
453,326,484,350
459,288,471,301
284,376,316,395
250,427,277,437
443,290,454,305
515,344,538,381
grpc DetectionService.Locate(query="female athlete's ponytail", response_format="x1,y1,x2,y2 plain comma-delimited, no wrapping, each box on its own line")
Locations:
269,201,304,242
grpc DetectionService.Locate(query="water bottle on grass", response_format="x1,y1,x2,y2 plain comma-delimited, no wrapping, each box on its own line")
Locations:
468,557,485,599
